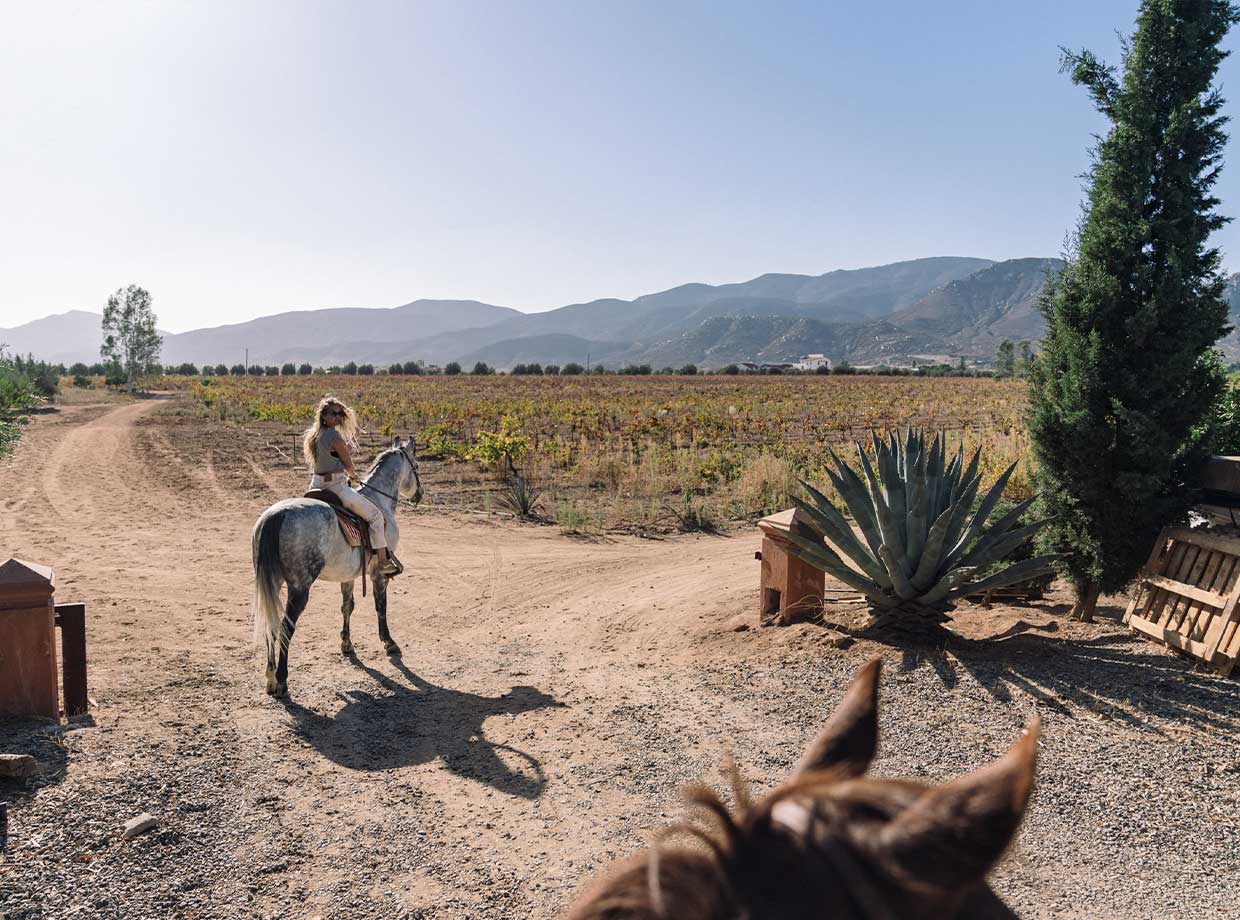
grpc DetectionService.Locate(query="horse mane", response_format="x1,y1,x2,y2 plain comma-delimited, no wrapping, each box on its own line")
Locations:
363,445,403,478
569,763,867,920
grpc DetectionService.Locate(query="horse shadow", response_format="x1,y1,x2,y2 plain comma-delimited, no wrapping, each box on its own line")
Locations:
279,659,563,799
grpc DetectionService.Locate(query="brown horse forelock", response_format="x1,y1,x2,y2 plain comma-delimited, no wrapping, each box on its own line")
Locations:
569,767,1020,920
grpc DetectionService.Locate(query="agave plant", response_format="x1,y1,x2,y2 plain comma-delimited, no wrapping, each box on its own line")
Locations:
786,430,1057,634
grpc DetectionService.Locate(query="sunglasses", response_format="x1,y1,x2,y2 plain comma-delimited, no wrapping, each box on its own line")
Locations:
324,409,344,418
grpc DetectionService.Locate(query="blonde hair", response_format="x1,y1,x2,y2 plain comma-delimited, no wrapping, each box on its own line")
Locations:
302,396,360,468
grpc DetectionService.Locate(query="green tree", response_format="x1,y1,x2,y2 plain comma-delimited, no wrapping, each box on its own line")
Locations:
994,340,1016,377
1029,0,1238,620
1016,341,1034,377
471,361,493,375
0,350,39,459
444,361,461,376
101,285,162,394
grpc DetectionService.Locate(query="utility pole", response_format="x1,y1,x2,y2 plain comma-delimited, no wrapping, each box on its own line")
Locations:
244,348,248,375
586,351,590,374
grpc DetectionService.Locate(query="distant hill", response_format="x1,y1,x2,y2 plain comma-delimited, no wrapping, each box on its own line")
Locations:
0,310,112,366
162,300,519,366
456,334,628,369
21,256,1240,370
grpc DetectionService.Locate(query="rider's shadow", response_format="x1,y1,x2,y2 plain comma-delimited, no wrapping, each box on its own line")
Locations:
280,659,563,799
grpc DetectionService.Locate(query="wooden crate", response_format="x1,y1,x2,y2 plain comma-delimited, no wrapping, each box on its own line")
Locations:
1123,527,1240,676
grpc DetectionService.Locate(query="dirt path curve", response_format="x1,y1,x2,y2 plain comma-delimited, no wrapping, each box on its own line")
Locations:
0,398,769,919
4,398,1239,920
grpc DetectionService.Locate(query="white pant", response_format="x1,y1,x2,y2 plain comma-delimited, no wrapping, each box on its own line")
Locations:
310,474,387,549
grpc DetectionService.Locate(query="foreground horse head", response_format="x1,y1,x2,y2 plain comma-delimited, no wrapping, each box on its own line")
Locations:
567,658,1038,919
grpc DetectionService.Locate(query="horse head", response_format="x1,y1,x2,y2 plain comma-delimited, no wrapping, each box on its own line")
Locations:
394,433,423,505
566,657,1039,920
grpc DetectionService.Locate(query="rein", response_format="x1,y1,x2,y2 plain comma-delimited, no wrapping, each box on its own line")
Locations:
358,449,421,508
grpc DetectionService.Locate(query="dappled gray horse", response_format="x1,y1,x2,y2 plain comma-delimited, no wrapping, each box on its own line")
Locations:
251,436,423,696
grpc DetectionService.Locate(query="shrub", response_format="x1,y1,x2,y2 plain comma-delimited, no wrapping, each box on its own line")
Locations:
467,416,531,469
497,470,544,519
735,454,796,516
787,431,1056,636
668,493,719,533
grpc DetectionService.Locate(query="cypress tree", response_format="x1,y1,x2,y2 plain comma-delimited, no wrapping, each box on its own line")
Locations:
1030,0,1238,619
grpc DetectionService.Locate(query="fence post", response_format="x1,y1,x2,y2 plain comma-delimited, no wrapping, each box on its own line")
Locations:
54,603,88,716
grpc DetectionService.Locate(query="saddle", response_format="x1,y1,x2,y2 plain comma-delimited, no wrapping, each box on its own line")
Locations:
304,489,368,548
304,489,403,596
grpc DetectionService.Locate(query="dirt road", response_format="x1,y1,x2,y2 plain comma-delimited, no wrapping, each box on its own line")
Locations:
2,398,1238,919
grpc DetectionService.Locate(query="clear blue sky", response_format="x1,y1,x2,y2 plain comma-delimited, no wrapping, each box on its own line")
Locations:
4,1,1239,332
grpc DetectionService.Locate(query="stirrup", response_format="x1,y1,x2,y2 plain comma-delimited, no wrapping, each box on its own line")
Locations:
378,552,403,577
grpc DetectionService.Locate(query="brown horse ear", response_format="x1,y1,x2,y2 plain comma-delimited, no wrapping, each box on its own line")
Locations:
795,656,881,778
876,719,1040,890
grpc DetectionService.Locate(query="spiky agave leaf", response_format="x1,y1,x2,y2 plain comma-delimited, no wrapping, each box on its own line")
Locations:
791,490,891,589
782,529,896,607
904,446,930,571
825,446,885,563
942,460,1020,568
857,445,910,577
954,555,1061,598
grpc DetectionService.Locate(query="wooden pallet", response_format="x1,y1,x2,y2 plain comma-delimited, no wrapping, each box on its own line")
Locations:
1123,527,1240,676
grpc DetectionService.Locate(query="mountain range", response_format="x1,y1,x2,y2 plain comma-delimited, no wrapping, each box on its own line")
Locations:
7,256,1238,369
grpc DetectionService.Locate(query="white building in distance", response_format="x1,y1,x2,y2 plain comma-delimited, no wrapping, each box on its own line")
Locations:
794,353,832,371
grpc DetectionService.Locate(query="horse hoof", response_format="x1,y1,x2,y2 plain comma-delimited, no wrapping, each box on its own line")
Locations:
341,639,354,655
384,641,402,658
266,681,287,698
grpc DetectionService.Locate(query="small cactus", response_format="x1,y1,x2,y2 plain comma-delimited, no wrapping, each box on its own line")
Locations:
787,430,1057,635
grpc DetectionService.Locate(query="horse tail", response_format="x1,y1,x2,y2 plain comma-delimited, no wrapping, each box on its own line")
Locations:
252,508,286,654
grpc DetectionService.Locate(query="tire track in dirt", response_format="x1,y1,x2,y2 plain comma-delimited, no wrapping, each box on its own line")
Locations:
39,399,163,523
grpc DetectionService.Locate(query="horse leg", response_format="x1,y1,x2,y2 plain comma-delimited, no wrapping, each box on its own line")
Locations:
340,581,356,655
265,637,279,696
374,574,400,657
270,586,310,697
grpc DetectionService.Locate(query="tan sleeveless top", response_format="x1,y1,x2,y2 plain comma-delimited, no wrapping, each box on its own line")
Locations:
314,428,346,474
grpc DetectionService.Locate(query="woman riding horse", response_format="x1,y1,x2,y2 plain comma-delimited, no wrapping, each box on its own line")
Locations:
252,402,422,696
303,397,399,576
